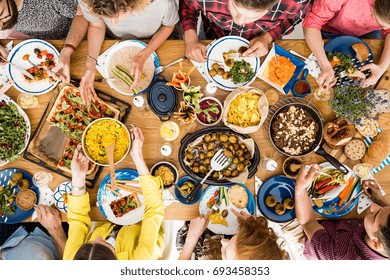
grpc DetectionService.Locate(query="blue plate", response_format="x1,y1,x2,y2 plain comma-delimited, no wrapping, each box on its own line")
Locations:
324,35,373,59
7,39,59,95
0,168,39,224
97,169,145,226
53,181,71,213
199,183,255,235
257,175,296,223
275,45,306,94
174,176,202,205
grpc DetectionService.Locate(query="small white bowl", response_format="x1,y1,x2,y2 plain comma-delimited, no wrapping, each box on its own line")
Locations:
195,97,223,126
82,118,130,166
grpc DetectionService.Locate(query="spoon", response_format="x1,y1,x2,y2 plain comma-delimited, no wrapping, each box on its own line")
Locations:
105,142,117,191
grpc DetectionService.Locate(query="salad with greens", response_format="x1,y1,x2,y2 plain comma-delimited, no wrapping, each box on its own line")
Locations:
0,101,28,162
230,60,255,84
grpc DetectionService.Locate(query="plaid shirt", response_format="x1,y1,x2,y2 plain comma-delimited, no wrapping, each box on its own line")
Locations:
179,0,311,41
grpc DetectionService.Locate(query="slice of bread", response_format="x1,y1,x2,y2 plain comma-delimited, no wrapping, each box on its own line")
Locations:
352,43,369,62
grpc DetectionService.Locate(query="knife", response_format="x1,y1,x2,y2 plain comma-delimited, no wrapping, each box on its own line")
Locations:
336,189,364,214
0,55,34,80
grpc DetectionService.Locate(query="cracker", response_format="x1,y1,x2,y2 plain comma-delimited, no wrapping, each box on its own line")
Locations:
344,139,366,160
355,118,379,137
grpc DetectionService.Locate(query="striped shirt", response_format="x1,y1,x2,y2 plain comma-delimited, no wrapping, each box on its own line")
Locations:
179,0,311,41
304,219,386,260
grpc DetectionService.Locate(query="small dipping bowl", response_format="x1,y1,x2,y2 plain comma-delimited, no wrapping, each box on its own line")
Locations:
292,69,311,98
282,156,303,179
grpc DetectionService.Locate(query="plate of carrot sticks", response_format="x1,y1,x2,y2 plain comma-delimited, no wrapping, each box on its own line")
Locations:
166,62,195,90
309,162,360,217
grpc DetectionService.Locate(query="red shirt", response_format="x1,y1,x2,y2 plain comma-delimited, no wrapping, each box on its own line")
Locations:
302,0,390,38
179,0,311,41
304,219,386,260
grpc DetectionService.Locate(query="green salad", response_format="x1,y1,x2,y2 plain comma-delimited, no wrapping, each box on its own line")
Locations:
230,60,255,84
0,101,28,162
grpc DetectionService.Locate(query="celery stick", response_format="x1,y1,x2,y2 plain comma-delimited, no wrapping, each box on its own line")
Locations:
224,187,230,206
112,69,132,86
115,65,140,94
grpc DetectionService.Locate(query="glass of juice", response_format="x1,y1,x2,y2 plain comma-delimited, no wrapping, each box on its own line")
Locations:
160,121,180,141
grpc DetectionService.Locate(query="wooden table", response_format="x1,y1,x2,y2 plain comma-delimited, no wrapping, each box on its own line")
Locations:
1,39,389,222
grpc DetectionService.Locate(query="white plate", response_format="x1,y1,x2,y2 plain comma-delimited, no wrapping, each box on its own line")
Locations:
103,40,160,95
199,184,255,235
7,39,59,95
309,162,356,202
0,94,31,166
97,169,144,226
53,181,71,213
204,36,260,91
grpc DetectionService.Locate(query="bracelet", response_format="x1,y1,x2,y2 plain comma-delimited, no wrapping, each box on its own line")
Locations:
87,55,98,64
63,43,76,54
71,183,86,192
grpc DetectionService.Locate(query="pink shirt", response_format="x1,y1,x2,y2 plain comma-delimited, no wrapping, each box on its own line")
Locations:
303,0,390,38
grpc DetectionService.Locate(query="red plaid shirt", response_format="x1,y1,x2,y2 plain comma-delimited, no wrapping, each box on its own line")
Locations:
179,0,311,41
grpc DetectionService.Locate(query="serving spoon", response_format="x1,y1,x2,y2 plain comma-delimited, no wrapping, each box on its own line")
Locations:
105,142,118,193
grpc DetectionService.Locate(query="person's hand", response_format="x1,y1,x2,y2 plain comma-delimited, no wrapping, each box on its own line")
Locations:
360,63,387,88
231,208,252,220
243,33,272,57
71,144,89,177
129,126,144,159
79,62,97,104
295,163,321,193
50,48,73,83
185,39,207,62
36,205,62,234
0,45,8,66
129,51,147,93
317,65,336,89
187,210,212,241
361,179,388,206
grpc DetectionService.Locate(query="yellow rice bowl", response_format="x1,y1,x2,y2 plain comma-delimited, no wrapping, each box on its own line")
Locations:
83,118,130,165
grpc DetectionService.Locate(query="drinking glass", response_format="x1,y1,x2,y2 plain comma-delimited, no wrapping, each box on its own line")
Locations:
160,121,180,141
17,93,38,109
313,87,334,101
33,171,53,189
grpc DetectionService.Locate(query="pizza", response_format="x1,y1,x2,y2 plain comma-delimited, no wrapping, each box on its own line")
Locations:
47,85,120,140
57,139,95,175
23,51,56,82
109,193,141,218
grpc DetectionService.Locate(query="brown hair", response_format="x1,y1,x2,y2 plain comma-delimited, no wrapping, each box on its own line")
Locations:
374,0,390,24
74,243,117,260
82,0,151,17
234,0,279,11
203,216,287,260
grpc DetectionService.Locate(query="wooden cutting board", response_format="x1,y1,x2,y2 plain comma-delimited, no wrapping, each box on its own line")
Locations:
375,70,390,90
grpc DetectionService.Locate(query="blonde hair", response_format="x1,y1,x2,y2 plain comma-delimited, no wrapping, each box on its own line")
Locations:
82,0,151,17
203,216,287,260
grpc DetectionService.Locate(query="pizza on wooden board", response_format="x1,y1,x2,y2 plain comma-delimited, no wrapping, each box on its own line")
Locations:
46,86,120,140
57,139,96,175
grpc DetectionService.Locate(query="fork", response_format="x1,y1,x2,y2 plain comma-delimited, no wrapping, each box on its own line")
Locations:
25,57,68,80
186,149,230,202
155,56,187,75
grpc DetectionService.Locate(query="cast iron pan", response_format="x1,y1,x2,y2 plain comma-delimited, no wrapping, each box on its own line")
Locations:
269,103,349,174
178,126,260,185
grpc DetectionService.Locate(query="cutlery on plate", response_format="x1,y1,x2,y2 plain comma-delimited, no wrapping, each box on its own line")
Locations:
186,149,230,202
0,55,34,80
155,56,187,74
335,189,364,214
25,58,69,81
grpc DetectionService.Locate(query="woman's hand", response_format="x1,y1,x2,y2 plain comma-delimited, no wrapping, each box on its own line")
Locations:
360,63,387,87
71,145,89,178
129,51,147,93
185,39,207,62
50,47,73,83
243,33,273,57
129,126,144,159
295,163,321,193
187,211,212,241
317,65,336,89
79,59,97,104
231,208,252,220
0,44,8,66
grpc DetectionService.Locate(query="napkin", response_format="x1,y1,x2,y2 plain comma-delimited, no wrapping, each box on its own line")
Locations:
305,53,321,80
31,186,55,221
95,41,119,79
0,41,13,85
162,189,178,208
254,176,263,217
189,40,216,84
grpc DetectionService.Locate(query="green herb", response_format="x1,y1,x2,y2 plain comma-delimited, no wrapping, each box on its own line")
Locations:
67,95,84,106
230,60,255,84
0,185,17,216
327,52,354,76
330,83,375,124
0,102,27,162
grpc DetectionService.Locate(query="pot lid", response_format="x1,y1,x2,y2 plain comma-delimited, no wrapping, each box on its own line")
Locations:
148,77,177,121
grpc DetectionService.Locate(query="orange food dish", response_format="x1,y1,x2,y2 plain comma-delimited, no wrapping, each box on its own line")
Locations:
265,55,296,88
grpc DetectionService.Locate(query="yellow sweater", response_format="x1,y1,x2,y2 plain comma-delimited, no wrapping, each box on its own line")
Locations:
63,175,165,260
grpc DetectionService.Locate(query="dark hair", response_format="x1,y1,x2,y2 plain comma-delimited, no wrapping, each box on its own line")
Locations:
0,0,18,30
234,0,279,11
374,0,390,24
378,215,390,257
74,243,117,260
83,0,150,17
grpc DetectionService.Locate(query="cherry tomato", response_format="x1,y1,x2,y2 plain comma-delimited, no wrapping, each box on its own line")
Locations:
46,53,54,59
120,199,127,206
214,190,219,197
37,54,42,59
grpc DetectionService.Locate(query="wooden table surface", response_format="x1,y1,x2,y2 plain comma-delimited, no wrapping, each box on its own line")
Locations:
1,39,389,222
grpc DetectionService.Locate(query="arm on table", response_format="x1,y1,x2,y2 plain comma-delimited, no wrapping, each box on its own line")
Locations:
361,179,390,207
36,205,67,259
294,164,325,241
51,5,89,83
